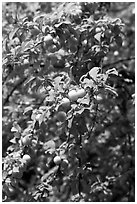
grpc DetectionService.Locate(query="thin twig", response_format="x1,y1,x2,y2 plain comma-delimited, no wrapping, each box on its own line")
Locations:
87,101,99,139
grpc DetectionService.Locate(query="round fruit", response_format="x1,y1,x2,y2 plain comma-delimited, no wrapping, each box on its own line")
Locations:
21,135,32,146
69,45,77,53
68,90,78,101
61,159,69,169
61,98,71,108
56,111,67,122
76,88,86,98
8,184,15,196
22,154,31,162
53,156,62,165
105,30,112,38
31,26,40,36
44,34,53,46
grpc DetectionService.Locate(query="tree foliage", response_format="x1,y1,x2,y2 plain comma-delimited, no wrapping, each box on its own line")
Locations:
2,2,135,202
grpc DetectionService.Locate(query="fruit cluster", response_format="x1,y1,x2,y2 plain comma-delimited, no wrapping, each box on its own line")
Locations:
53,156,69,171
56,88,86,123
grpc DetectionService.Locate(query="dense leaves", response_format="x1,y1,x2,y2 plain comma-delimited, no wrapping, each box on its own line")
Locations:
2,2,135,202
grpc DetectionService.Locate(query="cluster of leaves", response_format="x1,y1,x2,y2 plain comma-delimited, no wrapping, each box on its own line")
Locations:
2,2,135,202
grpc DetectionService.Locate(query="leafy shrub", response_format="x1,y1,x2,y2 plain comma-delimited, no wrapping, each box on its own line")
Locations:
2,2,135,202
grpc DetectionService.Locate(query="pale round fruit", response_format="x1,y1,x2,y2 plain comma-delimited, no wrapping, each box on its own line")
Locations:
68,90,78,101
61,98,71,108
21,135,32,146
44,34,53,45
76,88,86,98
22,154,31,162
53,156,62,165
56,111,67,122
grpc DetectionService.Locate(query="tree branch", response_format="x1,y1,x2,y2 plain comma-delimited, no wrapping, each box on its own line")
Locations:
3,77,27,106
103,56,135,69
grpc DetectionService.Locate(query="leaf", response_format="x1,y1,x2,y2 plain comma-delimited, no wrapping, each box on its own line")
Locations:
105,85,118,96
106,68,118,76
33,14,45,22
2,171,8,180
48,89,56,101
9,138,17,144
7,146,15,152
24,76,36,86
9,27,19,40
41,166,59,182
11,123,21,133
57,48,67,56
94,32,101,42
112,18,122,24
11,46,21,55
34,192,42,200
24,106,33,115
67,117,74,129
82,78,94,88
89,67,101,81
14,132,21,138
12,166,20,173
21,41,34,52
43,140,55,154
55,21,70,28
11,127,18,132
54,76,62,87
38,113,45,126
77,97,90,105
97,73,108,85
